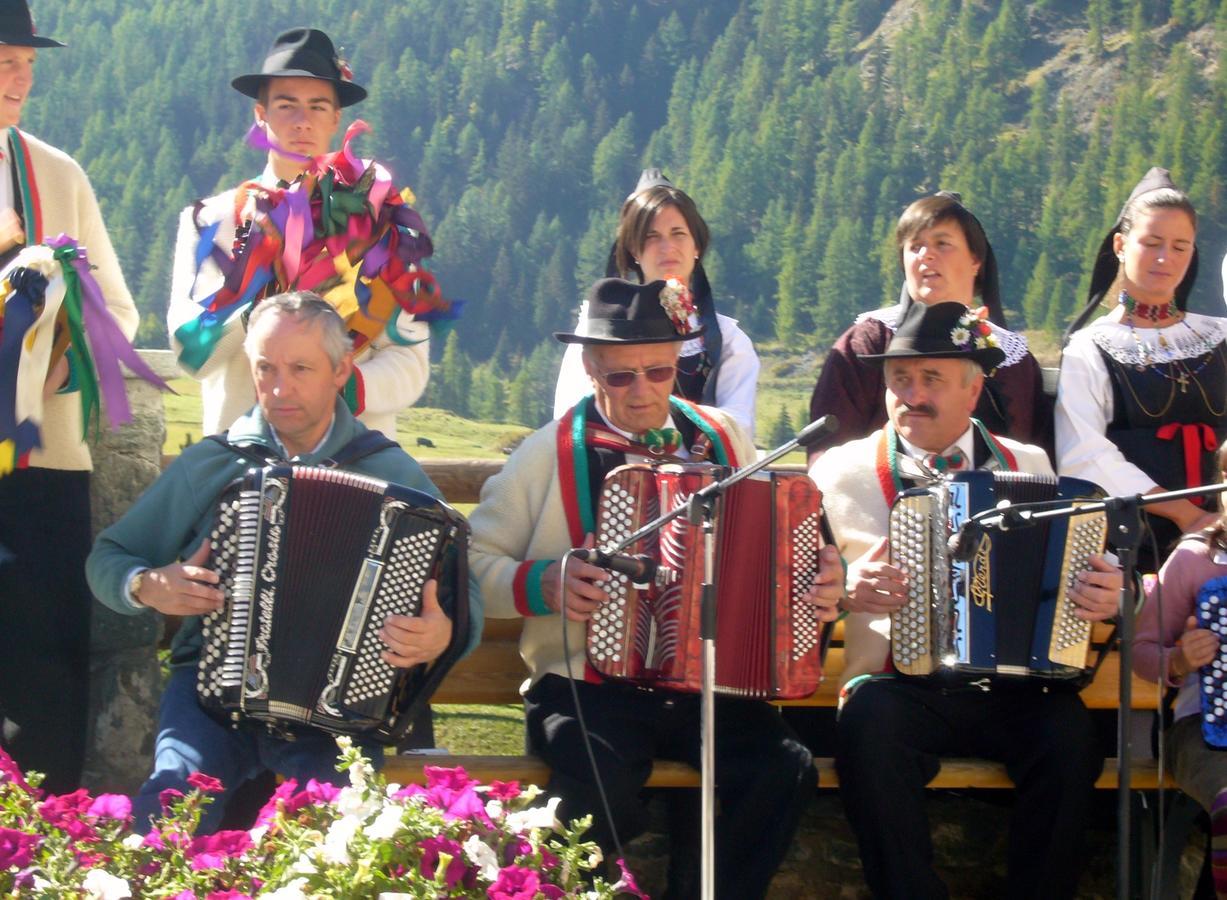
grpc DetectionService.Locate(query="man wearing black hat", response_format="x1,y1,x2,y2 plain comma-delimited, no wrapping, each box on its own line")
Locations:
0,0,138,792
166,27,429,443
810,301,1121,899
470,277,840,898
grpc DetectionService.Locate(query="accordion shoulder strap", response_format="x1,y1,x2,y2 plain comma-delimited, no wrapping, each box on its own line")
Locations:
204,429,398,469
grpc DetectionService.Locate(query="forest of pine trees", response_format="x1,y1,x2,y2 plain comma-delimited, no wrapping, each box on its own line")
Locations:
18,0,1227,428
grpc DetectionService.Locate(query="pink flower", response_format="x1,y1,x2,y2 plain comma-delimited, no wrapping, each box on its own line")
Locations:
419,835,469,889
206,891,252,900
188,829,252,870
254,778,300,825
397,766,492,824
612,858,649,900
0,827,41,869
38,788,92,828
187,772,224,794
159,788,185,811
88,793,133,822
304,779,339,804
0,747,37,796
486,780,521,802
487,865,546,900
169,891,196,899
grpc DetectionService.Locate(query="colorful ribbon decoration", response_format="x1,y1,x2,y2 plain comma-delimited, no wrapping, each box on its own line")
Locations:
0,240,172,474
175,121,461,410
1157,421,1218,506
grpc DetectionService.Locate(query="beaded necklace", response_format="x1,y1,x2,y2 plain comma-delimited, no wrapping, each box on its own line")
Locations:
1120,290,1216,390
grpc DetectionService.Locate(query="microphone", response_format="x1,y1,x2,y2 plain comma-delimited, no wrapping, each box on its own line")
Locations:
573,548,663,586
947,519,984,562
796,414,840,448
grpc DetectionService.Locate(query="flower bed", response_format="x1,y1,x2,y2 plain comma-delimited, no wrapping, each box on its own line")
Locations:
0,739,643,898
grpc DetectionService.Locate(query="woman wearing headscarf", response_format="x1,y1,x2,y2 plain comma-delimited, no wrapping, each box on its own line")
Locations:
807,192,1049,461
1056,167,1223,570
553,169,760,437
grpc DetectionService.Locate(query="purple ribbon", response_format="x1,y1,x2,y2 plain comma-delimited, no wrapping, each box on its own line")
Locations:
244,122,312,164
47,235,174,429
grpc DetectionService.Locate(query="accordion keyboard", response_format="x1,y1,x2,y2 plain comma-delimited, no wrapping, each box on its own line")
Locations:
1196,576,1227,748
890,492,937,675
1047,508,1107,667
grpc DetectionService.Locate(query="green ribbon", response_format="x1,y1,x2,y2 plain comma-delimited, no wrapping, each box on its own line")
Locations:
51,243,101,439
638,427,682,455
316,172,368,238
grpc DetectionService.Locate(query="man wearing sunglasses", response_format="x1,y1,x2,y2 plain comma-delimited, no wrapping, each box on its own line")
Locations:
468,277,842,898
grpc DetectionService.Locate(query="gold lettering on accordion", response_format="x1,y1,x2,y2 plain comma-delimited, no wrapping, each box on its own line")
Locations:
969,533,992,612
261,522,281,583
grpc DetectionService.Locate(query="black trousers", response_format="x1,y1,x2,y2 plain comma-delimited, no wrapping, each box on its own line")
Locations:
836,678,1104,900
0,468,92,794
525,674,815,900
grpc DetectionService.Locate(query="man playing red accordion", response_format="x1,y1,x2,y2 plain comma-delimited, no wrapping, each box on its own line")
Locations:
810,300,1122,900
469,277,842,898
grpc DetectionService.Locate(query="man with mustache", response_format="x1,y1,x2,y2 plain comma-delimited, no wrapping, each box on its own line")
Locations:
809,301,1121,900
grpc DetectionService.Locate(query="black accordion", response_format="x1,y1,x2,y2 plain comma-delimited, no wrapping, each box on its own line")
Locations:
888,470,1107,685
196,464,470,743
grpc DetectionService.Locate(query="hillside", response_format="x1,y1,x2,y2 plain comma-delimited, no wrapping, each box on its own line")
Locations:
18,0,1227,427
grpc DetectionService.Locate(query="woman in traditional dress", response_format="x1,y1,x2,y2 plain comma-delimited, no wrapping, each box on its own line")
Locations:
1056,168,1223,570
552,169,760,437
806,191,1049,460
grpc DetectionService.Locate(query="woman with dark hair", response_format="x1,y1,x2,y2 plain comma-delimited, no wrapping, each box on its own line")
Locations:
1056,167,1224,569
806,192,1049,459
553,170,760,437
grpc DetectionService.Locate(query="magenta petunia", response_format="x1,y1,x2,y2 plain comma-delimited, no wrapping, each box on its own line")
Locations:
188,828,253,866
304,779,340,804
87,793,133,821
486,780,521,802
0,828,42,869
613,858,650,900
187,772,225,794
206,891,253,900
487,865,542,900
38,788,92,829
419,835,468,888
254,778,300,826
0,747,37,796
424,766,477,793
159,788,185,811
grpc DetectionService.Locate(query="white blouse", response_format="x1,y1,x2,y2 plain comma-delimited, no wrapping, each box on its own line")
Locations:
1055,311,1227,496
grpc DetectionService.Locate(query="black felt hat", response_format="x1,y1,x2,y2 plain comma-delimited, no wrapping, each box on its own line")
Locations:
0,0,63,48
1064,167,1199,342
555,278,703,345
862,301,1005,371
232,28,366,107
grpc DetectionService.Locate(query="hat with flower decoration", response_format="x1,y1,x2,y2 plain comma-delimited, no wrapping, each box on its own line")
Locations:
555,278,704,345
862,300,1004,372
231,28,366,107
0,0,63,48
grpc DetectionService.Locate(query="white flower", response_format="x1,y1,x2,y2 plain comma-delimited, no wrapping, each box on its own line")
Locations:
290,852,317,875
485,798,504,820
334,784,377,820
322,814,362,865
974,335,988,349
950,326,970,346
82,869,132,900
248,824,269,844
366,803,405,841
11,244,57,279
464,834,501,881
505,795,561,833
121,833,144,850
263,880,310,900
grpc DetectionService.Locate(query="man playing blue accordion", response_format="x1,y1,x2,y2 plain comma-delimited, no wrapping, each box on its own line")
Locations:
87,293,481,833
809,300,1122,900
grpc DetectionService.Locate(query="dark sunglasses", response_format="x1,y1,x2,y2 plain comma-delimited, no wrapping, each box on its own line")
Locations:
594,365,677,388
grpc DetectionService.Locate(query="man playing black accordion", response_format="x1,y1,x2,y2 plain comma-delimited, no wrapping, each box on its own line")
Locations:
809,301,1122,900
468,277,843,898
87,292,480,832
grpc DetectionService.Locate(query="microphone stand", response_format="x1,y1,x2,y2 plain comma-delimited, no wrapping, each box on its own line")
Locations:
598,415,836,900
954,480,1227,900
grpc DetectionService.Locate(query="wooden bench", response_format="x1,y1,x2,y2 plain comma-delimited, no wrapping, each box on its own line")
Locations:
384,616,1172,791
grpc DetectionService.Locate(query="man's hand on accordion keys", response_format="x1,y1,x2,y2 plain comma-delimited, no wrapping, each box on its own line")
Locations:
1066,554,1123,622
379,578,453,669
843,536,910,615
543,534,609,623
131,538,224,615
799,544,846,623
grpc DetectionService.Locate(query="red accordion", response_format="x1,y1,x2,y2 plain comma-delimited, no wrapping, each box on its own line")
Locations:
587,463,825,698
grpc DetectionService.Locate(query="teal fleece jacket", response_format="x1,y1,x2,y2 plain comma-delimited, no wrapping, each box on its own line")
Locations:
86,398,482,668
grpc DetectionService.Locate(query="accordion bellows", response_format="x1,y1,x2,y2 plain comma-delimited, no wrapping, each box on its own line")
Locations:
197,464,469,743
888,470,1106,685
589,463,825,698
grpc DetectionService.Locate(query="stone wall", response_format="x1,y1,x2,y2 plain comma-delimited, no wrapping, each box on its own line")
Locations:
83,349,177,794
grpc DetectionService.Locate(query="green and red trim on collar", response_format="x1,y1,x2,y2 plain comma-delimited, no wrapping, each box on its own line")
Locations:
7,128,41,244
874,418,1017,506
